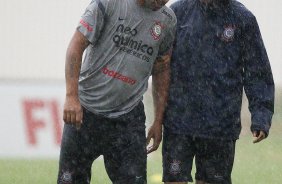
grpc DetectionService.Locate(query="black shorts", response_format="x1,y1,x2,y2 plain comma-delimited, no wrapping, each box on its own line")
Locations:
162,132,236,184
57,102,147,184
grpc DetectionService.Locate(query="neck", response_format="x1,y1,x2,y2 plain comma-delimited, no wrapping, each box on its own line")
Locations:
137,0,143,6
136,0,160,11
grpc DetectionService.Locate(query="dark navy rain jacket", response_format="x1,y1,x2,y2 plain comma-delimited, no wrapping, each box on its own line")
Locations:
164,0,275,139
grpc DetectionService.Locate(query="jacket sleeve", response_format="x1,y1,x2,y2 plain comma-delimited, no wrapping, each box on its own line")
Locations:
242,16,275,136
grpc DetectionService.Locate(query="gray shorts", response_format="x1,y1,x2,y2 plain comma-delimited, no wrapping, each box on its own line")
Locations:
162,132,236,184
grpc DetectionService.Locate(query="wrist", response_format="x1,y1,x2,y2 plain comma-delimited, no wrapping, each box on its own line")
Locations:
65,94,80,103
66,92,79,97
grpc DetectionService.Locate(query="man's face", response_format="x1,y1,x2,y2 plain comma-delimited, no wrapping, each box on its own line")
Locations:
142,0,169,11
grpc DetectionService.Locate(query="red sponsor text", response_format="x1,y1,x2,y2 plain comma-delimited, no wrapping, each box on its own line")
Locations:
80,19,93,32
102,67,136,85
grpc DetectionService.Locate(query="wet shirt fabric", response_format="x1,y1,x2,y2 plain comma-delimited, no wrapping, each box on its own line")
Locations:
164,0,274,139
77,0,176,117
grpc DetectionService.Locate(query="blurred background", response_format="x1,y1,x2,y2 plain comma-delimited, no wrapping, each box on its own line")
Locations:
0,0,281,183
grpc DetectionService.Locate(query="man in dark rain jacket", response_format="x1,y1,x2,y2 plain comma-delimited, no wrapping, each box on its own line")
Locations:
162,0,275,183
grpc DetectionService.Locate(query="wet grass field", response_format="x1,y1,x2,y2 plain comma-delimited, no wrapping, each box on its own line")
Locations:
0,134,282,184
0,91,281,184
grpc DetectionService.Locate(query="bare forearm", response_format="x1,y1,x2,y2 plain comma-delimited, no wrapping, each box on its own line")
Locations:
65,50,83,97
65,31,89,97
152,64,170,125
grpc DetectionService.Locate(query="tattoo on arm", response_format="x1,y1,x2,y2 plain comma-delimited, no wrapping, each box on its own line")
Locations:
65,30,89,79
152,52,171,75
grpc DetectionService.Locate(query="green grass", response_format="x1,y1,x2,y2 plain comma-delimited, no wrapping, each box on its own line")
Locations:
1,90,281,184
1,134,282,184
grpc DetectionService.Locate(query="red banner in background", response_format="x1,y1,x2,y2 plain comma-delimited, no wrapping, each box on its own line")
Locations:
22,99,62,146
0,83,65,158
0,81,153,158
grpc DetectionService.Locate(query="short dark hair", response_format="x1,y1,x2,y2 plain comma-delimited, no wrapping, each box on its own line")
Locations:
219,0,230,6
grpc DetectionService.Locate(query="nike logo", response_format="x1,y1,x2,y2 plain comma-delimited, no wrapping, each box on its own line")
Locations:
118,17,125,21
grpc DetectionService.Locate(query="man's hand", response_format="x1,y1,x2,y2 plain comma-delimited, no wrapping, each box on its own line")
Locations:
252,130,266,143
63,95,83,129
146,123,162,154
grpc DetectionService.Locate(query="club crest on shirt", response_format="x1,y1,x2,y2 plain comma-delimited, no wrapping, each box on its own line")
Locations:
220,25,236,42
150,21,164,40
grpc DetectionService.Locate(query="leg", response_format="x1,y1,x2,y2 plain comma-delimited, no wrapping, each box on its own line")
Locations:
57,108,101,184
57,124,96,184
162,132,195,183
103,127,147,184
195,138,236,184
103,102,147,184
195,181,205,184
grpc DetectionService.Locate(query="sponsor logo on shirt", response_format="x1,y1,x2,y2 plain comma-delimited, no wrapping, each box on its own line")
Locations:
150,21,164,41
220,25,236,42
102,67,136,85
80,19,93,32
112,24,155,62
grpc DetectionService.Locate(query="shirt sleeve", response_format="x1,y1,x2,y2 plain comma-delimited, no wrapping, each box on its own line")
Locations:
77,0,108,44
242,16,275,136
157,16,177,58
